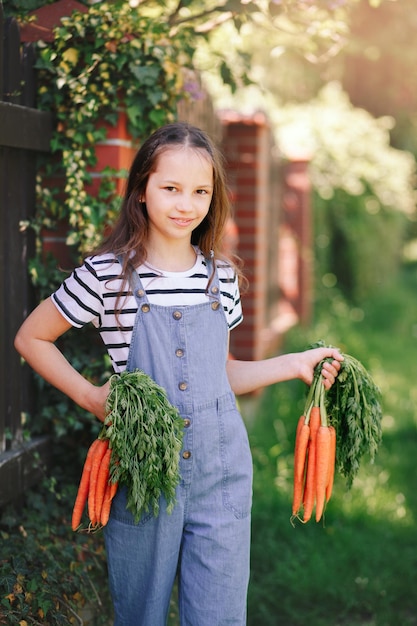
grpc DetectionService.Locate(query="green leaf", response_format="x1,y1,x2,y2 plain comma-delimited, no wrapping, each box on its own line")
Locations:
309,340,383,487
129,63,160,85
104,370,184,522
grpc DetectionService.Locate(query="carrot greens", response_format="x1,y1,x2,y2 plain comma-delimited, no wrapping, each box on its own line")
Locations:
310,340,383,488
103,369,184,522
291,342,383,524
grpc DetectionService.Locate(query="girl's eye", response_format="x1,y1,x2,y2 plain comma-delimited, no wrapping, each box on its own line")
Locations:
196,189,209,195
164,186,177,192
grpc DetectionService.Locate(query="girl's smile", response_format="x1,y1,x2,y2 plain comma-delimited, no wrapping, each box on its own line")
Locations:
170,217,194,227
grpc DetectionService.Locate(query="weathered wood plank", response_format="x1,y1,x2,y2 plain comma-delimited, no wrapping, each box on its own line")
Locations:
0,10,52,497
0,101,53,151
0,6,4,102
3,17,21,105
22,43,37,107
1,146,37,451
0,148,6,452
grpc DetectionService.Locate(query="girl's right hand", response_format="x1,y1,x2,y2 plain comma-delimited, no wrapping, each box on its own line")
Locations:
89,379,112,423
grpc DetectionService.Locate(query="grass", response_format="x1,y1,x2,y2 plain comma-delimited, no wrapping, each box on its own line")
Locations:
246,264,417,626
3,265,417,625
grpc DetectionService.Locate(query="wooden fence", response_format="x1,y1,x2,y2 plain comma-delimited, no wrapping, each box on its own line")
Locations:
0,7,53,507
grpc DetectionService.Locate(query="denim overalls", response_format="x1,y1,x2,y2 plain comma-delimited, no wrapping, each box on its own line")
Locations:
104,260,253,626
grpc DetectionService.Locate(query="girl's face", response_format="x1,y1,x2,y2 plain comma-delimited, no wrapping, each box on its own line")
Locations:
142,146,214,247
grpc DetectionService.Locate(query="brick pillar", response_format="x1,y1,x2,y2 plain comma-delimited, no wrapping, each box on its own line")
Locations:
220,112,271,362
281,157,312,325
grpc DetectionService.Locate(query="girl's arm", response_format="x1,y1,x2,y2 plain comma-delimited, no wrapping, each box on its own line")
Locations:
226,347,343,396
14,297,109,422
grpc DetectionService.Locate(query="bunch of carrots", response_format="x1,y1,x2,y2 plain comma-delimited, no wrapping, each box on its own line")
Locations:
71,437,118,531
71,368,185,532
292,342,383,525
291,373,336,524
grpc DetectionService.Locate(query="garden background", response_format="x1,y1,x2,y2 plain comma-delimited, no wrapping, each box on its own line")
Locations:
1,1,417,624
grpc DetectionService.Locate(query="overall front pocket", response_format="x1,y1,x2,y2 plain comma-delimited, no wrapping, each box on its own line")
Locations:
218,408,253,519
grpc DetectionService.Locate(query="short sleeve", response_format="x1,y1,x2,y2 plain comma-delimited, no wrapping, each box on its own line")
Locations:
217,261,243,331
51,258,106,329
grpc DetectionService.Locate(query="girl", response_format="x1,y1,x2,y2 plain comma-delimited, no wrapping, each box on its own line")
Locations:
15,122,342,625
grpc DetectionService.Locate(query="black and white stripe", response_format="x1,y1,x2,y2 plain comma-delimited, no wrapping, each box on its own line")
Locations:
52,251,242,372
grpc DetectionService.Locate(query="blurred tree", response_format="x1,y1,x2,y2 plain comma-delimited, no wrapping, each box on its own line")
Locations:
4,0,393,95
274,83,416,303
343,0,417,117
341,0,417,154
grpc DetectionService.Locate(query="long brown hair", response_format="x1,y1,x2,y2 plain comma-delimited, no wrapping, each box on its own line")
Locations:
95,122,232,283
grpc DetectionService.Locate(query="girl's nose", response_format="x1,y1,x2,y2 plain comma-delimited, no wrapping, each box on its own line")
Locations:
176,194,193,212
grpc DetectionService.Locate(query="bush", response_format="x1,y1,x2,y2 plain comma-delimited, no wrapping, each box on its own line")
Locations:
314,185,406,303
0,471,112,625
274,82,416,303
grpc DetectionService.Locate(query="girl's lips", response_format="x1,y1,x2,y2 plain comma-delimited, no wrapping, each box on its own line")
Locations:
171,217,194,226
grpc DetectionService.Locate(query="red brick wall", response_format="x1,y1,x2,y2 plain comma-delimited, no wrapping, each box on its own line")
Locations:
41,111,137,268
219,112,312,362
91,111,138,196
219,112,283,361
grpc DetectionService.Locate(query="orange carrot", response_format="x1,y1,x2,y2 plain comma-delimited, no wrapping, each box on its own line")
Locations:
302,405,320,522
292,416,310,516
110,480,118,500
88,438,109,526
315,425,332,522
94,447,112,522
100,479,118,526
100,481,112,526
71,439,101,531
325,425,337,502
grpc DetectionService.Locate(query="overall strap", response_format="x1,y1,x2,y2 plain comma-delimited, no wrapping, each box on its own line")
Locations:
117,254,147,302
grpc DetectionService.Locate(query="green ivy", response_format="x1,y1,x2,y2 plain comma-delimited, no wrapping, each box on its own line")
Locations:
18,2,198,439
0,2,200,445
0,474,112,625
0,460,179,624
33,1,195,258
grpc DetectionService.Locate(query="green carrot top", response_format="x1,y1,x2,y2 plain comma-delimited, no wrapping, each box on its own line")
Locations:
309,340,383,488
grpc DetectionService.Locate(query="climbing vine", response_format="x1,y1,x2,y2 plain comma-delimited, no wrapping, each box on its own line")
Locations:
32,1,195,279
14,2,199,439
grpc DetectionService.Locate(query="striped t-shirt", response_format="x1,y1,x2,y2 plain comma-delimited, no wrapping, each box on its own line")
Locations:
52,250,243,372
